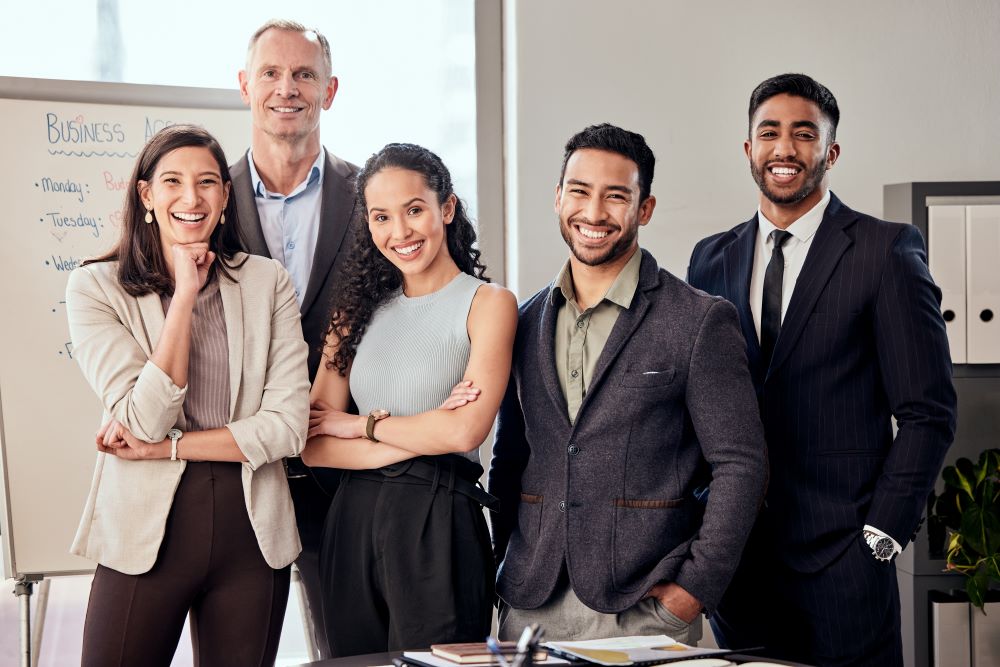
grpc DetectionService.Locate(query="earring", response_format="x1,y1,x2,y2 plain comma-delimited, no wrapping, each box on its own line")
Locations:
220,213,225,225
144,209,154,224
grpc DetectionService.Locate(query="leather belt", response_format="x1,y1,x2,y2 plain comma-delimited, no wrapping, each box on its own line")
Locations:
347,456,499,512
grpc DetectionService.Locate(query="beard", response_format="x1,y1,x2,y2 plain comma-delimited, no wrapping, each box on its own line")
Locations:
559,215,639,267
751,155,827,206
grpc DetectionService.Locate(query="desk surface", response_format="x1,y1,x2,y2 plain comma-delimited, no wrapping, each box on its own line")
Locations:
293,651,810,667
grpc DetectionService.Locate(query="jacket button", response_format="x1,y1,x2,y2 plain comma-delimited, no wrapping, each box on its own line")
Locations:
558,500,566,512
568,444,580,455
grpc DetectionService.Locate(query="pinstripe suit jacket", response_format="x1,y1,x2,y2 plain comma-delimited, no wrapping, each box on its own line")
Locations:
687,193,957,572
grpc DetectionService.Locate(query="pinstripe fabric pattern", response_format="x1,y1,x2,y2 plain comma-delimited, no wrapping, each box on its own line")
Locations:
350,271,484,465
162,280,230,431
688,193,956,665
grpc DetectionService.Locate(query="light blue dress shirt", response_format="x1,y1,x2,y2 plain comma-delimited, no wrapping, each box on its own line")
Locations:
247,148,325,306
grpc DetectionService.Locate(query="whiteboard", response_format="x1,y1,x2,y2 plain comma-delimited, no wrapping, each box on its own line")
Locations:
0,77,252,578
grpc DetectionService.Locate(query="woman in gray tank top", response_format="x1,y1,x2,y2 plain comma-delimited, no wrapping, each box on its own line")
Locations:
302,143,517,656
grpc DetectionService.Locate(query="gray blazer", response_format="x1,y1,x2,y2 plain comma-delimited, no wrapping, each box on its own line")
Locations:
230,150,359,381
489,249,767,614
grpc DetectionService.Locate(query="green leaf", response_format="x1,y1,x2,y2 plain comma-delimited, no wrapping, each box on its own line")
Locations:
944,462,975,498
960,505,988,555
967,567,989,610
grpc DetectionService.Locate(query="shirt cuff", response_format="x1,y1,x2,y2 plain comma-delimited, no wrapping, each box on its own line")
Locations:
863,524,902,556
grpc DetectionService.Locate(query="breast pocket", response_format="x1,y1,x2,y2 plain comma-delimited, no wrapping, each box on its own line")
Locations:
620,367,676,388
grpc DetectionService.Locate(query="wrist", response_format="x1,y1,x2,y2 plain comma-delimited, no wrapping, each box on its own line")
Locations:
357,415,368,439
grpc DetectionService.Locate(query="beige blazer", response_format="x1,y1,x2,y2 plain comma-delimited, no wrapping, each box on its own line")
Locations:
65,253,309,574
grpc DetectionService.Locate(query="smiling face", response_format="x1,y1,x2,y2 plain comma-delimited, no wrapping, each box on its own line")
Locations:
745,93,840,219
364,167,457,283
239,28,337,148
556,148,654,269
138,146,230,254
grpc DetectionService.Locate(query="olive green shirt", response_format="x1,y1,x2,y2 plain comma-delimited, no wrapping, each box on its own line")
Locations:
550,248,642,424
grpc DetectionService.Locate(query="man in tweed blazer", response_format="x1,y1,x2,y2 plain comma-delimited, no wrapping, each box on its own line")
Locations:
687,74,957,665
489,124,767,644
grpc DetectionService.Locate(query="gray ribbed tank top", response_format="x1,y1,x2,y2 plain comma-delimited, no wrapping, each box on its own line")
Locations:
350,271,484,465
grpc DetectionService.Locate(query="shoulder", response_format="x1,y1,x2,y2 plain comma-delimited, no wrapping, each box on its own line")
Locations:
690,220,750,260
67,259,117,293
229,253,289,285
228,151,251,178
324,148,360,181
651,263,733,316
470,281,518,320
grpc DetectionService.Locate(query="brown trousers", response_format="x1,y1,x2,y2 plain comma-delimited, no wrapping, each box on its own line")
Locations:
81,461,290,667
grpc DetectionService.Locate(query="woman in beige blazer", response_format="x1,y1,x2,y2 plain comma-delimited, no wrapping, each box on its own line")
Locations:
66,124,309,667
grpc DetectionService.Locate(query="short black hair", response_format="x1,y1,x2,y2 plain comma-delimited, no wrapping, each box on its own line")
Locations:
748,73,840,140
559,123,655,202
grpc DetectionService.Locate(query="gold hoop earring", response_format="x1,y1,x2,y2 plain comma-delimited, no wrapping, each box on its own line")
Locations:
144,209,154,224
220,213,225,225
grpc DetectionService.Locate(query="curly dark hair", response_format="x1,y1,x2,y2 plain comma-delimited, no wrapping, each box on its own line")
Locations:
325,143,489,376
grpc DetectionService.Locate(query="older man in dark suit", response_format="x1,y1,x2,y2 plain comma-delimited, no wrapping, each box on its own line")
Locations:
687,73,957,666
229,19,359,659
489,124,767,644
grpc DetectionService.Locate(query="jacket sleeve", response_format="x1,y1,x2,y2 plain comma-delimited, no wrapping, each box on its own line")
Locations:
226,261,310,470
674,298,769,613
488,370,530,567
866,224,957,544
65,266,186,443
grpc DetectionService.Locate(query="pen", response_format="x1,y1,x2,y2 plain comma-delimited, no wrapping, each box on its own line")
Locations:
486,636,513,667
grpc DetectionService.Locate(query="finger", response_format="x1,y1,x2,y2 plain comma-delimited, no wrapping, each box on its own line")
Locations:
307,426,321,439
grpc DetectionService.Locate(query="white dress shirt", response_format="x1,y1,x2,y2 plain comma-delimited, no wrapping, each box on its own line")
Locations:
247,148,325,306
749,189,830,342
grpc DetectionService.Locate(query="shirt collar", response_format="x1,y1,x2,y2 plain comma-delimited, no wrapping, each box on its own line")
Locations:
549,247,642,310
247,148,325,200
756,188,831,244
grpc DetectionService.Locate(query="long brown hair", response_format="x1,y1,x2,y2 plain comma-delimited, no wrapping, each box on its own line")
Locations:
84,124,246,295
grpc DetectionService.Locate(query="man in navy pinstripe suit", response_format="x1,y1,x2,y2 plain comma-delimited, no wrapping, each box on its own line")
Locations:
687,74,956,666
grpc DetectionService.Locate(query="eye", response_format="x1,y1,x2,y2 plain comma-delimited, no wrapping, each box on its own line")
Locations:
607,193,625,200
759,130,777,139
569,188,587,195
163,177,180,184
298,71,316,80
372,214,389,224
408,206,422,216
795,131,816,140
262,69,276,78
199,178,219,186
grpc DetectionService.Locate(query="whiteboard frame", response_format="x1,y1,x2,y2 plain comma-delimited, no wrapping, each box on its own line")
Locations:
0,76,247,580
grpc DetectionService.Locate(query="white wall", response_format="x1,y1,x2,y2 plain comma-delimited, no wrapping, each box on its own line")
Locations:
502,0,1000,297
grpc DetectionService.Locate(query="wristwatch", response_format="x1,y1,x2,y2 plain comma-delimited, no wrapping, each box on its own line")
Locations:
365,409,390,443
167,428,183,461
863,529,896,562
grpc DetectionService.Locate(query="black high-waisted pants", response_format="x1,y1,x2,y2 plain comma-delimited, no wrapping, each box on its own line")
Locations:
81,462,290,667
319,457,494,657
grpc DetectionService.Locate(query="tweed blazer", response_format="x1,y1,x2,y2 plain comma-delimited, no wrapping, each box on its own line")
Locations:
65,254,310,574
489,249,768,614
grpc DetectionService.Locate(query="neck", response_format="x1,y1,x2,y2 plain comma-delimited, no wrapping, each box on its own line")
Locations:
759,185,827,230
569,246,637,311
401,254,462,298
250,133,322,195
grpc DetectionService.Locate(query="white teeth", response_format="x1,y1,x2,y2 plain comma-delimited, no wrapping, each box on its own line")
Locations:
395,241,424,256
579,227,609,239
272,107,301,113
172,213,206,223
770,167,799,176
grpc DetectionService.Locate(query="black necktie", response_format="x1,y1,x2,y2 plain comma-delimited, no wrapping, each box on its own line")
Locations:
760,229,792,369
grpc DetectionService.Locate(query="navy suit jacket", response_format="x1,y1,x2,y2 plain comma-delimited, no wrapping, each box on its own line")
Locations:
687,193,957,572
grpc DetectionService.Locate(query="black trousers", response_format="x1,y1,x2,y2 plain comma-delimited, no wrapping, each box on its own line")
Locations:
319,459,494,657
81,462,290,667
710,532,902,667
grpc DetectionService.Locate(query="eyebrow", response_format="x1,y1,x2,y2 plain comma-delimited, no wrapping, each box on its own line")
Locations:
756,119,821,132
159,170,221,178
566,178,632,194
369,197,427,212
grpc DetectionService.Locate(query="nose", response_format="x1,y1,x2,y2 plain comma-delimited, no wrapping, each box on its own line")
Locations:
390,215,411,241
773,134,796,160
583,196,608,225
179,182,199,206
276,71,298,97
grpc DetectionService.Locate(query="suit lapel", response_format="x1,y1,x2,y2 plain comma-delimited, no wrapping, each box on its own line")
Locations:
218,269,244,420
299,152,356,317
537,290,571,425
136,292,165,356
580,251,655,412
766,194,856,379
230,153,270,258
723,218,760,364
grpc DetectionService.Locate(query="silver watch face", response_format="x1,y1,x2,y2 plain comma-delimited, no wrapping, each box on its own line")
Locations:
872,536,895,561
167,428,182,441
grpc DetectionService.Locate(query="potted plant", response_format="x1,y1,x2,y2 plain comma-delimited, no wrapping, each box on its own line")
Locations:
928,448,1000,611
